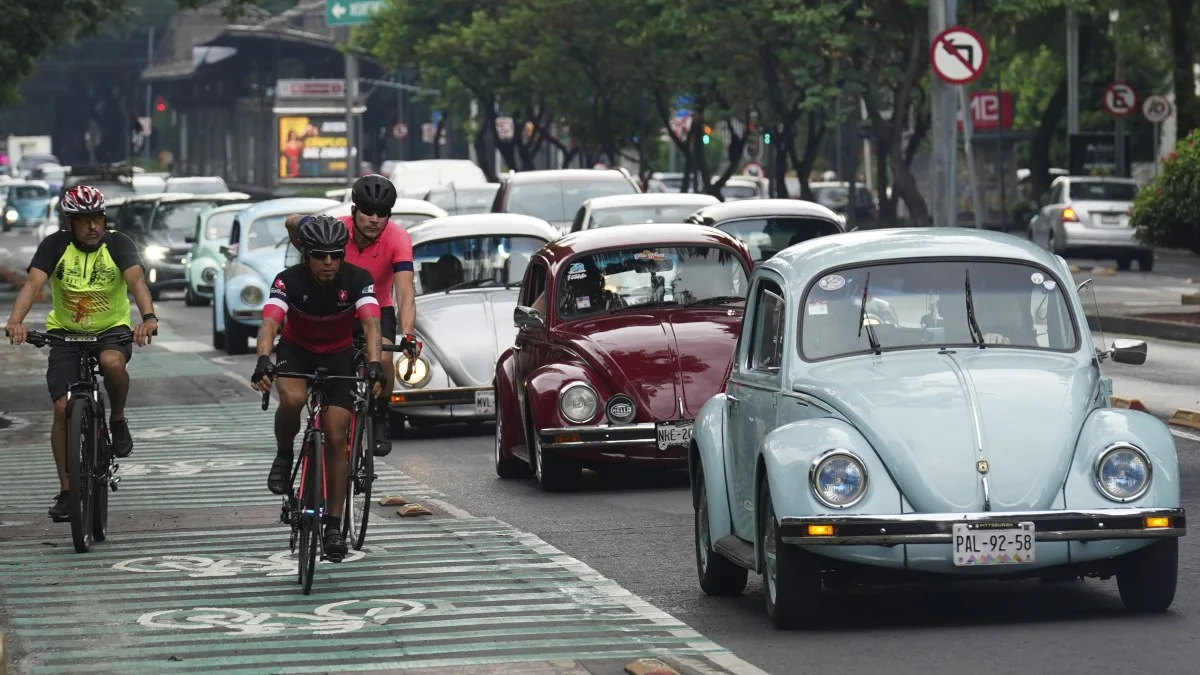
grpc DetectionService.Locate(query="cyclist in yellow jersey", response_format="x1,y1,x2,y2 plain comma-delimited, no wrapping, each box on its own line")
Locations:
4,185,159,521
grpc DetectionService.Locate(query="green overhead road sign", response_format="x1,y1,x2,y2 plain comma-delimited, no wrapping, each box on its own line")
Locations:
325,0,383,26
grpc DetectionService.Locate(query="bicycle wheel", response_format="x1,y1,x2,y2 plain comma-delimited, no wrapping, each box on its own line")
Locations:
64,397,94,553
344,402,374,550
299,431,323,595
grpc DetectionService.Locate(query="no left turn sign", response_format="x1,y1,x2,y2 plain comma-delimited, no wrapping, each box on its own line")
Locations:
1104,82,1138,117
930,26,988,85
1142,94,1173,124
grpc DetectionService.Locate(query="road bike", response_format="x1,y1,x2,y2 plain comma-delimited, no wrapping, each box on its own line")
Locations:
8,328,152,553
262,367,368,595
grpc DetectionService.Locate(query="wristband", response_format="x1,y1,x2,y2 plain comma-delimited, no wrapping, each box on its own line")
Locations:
142,313,157,321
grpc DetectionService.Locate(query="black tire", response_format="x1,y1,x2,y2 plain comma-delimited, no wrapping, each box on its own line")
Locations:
1137,252,1155,272
65,397,94,553
694,464,748,596
1117,538,1178,612
495,385,531,479
344,400,373,551
758,479,822,629
299,432,323,595
1117,257,1132,271
533,428,581,492
185,286,209,306
92,437,110,543
149,286,161,302
224,306,249,355
212,303,226,350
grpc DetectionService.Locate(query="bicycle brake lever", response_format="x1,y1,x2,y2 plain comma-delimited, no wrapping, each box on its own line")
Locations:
261,389,271,411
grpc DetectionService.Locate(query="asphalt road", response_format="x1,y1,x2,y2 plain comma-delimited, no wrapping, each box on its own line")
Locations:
3,227,1200,674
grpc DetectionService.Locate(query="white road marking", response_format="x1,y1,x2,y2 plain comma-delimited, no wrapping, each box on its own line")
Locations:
157,339,215,354
1171,428,1200,443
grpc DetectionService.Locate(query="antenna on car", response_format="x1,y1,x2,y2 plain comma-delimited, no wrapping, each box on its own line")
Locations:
1077,278,1108,360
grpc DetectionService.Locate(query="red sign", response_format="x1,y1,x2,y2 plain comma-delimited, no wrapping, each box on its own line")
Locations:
957,91,1013,131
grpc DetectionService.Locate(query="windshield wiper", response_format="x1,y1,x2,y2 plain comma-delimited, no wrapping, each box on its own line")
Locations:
857,271,882,355
606,299,678,314
444,278,498,293
964,269,986,348
684,295,744,307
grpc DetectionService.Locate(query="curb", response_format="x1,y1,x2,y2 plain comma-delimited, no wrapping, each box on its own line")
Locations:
1183,292,1200,305
1086,313,1200,344
1070,264,1117,276
1168,409,1200,431
1110,396,1147,412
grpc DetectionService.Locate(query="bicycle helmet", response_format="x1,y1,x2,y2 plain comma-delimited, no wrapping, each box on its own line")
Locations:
351,174,397,213
297,214,349,251
60,185,106,216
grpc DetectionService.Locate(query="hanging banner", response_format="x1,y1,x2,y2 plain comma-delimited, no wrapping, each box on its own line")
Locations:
278,115,348,180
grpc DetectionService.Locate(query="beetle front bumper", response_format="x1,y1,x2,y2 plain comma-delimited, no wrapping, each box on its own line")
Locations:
779,508,1185,546
536,424,689,466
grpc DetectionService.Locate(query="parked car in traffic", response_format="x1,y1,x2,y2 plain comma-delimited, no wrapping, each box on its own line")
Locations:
691,227,1185,627
378,213,561,433
490,168,642,233
184,202,256,306
494,224,754,491
212,197,339,354
389,159,488,199
314,198,447,230
810,180,877,224
720,176,767,201
685,199,845,264
165,175,230,195
423,183,500,216
568,193,720,232
1027,176,1149,270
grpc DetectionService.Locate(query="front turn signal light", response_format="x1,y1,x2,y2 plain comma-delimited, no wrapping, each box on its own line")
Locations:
807,524,834,536
1144,516,1170,529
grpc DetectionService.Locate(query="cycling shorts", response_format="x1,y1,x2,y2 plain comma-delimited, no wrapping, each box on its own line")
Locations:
275,340,355,411
46,327,134,402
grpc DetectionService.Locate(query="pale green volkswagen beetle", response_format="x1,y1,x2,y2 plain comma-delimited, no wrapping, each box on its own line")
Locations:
184,202,255,306
691,227,1185,628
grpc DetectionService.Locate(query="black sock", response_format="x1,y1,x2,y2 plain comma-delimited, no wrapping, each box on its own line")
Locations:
324,515,341,532
277,445,293,461
374,397,390,420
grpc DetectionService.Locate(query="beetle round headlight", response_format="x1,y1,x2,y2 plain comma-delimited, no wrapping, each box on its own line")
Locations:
809,450,868,508
240,285,264,305
558,382,599,424
201,267,218,283
1095,443,1152,502
395,355,431,388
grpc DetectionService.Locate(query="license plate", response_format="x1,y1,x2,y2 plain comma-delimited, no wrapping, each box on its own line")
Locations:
952,522,1035,566
1099,215,1126,227
656,420,693,450
474,390,495,416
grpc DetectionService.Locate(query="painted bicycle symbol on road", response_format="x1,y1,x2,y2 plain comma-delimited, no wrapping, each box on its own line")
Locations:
137,599,426,635
118,458,247,477
113,550,366,578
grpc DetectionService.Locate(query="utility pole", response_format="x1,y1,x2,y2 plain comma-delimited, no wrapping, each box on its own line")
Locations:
1111,10,1125,178
343,26,359,181
928,0,958,226
1066,10,1080,135
144,26,154,162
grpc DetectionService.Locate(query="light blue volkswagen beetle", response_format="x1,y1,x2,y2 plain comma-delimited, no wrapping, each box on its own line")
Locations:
691,227,1186,628
212,197,339,354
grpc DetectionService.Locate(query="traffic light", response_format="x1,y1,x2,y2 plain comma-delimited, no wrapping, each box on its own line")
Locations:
154,96,167,113
702,125,712,145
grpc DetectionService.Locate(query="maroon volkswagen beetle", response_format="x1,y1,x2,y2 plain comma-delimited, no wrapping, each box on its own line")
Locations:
493,224,754,491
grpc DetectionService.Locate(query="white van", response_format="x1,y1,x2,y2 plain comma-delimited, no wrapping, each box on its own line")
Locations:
388,159,487,199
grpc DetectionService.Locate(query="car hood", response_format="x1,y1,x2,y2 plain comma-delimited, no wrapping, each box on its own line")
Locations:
417,288,518,386
142,229,191,250
9,199,48,218
553,307,742,420
235,246,287,281
798,350,1096,512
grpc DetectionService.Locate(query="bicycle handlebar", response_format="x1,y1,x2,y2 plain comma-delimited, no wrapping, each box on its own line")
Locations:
6,328,157,348
259,370,369,411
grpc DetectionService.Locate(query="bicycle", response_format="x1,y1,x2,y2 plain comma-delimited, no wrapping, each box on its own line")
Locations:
262,367,370,595
7,328,153,553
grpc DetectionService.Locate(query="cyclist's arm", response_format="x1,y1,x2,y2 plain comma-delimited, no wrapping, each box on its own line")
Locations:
353,274,383,363
391,228,416,335
284,214,305,252
259,274,288,357
5,268,48,326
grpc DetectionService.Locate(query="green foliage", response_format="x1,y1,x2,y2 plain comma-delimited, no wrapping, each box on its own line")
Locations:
1131,129,1200,255
0,0,125,104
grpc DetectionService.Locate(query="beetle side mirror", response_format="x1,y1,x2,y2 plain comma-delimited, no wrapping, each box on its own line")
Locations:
1108,338,1147,365
219,245,235,259
185,235,196,244
513,305,544,329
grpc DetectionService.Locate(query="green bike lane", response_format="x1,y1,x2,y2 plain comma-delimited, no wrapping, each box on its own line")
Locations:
0,310,764,674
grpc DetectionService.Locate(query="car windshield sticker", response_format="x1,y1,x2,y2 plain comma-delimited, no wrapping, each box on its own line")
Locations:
1043,279,1057,291
1030,272,1045,285
567,271,586,281
634,249,665,261
576,296,591,309
568,262,585,275
818,274,845,291
807,300,828,315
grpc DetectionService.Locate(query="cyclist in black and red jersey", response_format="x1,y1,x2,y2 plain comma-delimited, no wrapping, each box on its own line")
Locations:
249,215,385,561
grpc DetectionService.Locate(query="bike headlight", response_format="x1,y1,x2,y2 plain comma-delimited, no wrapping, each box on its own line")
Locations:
1095,443,1152,502
200,267,218,283
395,354,432,388
240,285,264,306
144,244,168,261
558,382,599,424
809,449,868,508
5,210,17,223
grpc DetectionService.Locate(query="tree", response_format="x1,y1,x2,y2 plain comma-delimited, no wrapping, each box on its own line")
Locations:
1131,129,1200,255
0,0,125,104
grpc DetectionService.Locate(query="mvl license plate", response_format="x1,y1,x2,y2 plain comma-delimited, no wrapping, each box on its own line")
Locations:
656,420,693,450
952,522,1035,566
474,390,496,416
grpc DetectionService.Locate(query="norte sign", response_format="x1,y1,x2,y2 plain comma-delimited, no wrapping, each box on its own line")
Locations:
325,0,383,26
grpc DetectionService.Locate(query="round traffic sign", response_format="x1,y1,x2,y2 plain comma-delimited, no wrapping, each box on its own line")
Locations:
1143,94,1173,124
930,26,988,85
1104,82,1138,117
391,122,408,140
741,161,763,177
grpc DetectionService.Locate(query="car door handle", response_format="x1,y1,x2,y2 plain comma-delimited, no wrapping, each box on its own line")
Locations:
727,394,739,404
512,345,522,352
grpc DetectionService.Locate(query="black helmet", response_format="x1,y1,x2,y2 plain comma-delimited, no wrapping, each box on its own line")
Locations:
298,214,348,251
351,174,397,213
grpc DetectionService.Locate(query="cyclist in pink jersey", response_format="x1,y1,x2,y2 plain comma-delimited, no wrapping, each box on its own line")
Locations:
286,175,420,456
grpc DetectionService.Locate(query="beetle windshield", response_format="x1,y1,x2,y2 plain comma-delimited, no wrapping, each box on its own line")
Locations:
245,215,288,250
204,210,237,240
413,235,548,294
587,202,711,228
800,260,1078,360
557,245,748,319
716,217,842,262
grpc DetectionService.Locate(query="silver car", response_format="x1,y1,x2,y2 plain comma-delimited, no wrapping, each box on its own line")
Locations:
388,213,561,433
1027,176,1150,271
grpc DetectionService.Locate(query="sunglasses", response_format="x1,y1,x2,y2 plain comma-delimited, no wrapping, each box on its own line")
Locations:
355,205,391,218
308,250,345,261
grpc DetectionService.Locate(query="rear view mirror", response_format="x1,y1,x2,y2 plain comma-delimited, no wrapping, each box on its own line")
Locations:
1108,338,1147,365
514,305,544,329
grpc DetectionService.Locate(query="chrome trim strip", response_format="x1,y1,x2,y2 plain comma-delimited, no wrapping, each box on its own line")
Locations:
391,385,490,407
941,351,991,512
781,528,1186,546
540,423,656,435
782,389,839,415
537,423,658,449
